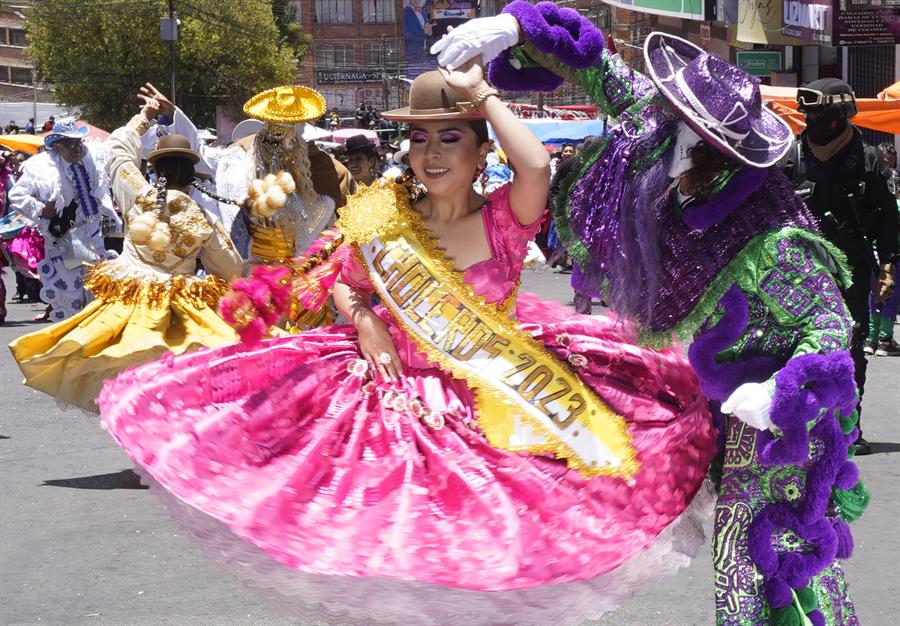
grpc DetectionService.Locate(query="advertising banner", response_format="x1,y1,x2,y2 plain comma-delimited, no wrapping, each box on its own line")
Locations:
833,1,900,46
782,0,833,43
431,1,478,39
603,0,706,21
734,0,815,44
402,1,479,79
403,0,435,78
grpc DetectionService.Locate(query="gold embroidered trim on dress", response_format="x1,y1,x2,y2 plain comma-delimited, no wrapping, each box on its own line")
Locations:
85,262,230,307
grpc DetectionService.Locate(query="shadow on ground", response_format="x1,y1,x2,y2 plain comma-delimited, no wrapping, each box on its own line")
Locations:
41,469,147,490
868,441,900,454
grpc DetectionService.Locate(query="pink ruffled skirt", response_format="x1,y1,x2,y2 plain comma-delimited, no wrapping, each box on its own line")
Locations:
100,295,715,624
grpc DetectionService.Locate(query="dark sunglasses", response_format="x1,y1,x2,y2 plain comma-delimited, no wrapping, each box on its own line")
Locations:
56,138,84,150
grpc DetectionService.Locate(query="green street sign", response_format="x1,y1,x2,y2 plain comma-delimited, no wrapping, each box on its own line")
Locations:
736,51,783,77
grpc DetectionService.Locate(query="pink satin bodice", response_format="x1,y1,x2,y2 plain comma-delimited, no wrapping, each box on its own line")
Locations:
338,184,543,369
341,184,542,306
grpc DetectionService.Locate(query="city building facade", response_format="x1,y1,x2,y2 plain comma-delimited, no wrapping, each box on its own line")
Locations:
295,0,405,113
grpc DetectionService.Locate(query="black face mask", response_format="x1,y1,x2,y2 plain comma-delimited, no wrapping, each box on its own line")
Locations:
805,111,848,146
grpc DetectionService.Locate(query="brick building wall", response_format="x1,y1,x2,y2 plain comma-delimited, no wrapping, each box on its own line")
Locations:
296,0,404,114
0,7,34,101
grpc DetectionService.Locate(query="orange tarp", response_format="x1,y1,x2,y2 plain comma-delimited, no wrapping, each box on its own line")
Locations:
0,134,43,154
761,84,900,135
877,81,900,102
0,121,110,155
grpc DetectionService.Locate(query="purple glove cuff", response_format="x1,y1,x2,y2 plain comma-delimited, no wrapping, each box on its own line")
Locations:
487,1,604,93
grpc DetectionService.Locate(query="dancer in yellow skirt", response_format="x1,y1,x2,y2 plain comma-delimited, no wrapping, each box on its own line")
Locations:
10,96,242,412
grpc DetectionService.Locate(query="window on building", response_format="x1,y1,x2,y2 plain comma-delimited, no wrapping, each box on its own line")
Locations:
363,40,399,68
362,0,395,23
315,0,352,24
10,67,32,85
8,29,27,47
362,44,382,69
588,7,611,32
316,44,354,69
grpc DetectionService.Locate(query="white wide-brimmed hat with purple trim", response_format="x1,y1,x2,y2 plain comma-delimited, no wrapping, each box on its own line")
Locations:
43,118,89,149
644,32,792,168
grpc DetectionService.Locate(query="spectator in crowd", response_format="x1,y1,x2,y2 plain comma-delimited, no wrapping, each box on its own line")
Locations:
4,120,20,134
24,118,35,134
41,116,55,133
8,119,119,321
355,102,368,129
328,107,340,130
0,149,43,306
381,138,410,180
783,78,898,455
344,134,379,186
864,142,900,357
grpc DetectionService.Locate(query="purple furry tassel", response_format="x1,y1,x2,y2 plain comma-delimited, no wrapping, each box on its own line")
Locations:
488,0,604,92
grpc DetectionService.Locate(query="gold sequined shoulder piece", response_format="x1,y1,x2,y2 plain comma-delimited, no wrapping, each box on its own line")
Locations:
335,182,408,244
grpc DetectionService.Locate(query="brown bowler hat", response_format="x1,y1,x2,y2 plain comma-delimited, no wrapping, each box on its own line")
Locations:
147,134,201,164
382,70,485,122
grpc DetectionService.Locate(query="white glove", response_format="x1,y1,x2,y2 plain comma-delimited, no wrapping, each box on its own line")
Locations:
430,14,521,71
721,382,775,431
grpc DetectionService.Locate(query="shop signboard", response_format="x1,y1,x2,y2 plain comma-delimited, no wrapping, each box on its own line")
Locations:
735,0,812,45
833,1,900,46
782,0,832,44
317,70,383,85
736,50,783,77
603,0,706,20
431,0,478,39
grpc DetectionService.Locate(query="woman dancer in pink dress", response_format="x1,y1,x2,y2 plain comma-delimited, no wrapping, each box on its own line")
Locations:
100,63,715,625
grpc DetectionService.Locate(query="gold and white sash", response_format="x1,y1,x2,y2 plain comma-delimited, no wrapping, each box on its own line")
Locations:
337,184,638,479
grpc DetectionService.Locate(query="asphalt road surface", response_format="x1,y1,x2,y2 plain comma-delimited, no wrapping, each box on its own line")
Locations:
2,267,898,626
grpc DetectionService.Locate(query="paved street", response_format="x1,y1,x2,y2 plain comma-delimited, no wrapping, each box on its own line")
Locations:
1,267,898,626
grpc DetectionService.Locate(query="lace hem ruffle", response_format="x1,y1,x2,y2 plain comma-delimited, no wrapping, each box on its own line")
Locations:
136,467,715,626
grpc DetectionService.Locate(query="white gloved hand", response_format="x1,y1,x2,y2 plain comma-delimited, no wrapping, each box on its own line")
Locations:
430,14,521,71
721,382,775,431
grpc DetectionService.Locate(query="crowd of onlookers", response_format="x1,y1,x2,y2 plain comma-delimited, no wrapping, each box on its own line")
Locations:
3,115,56,135
320,102,399,134
0,147,43,322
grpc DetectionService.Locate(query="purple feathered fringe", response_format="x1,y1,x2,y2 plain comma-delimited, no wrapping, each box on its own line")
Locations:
488,0,604,93
688,286,784,403
566,114,678,326
743,351,860,620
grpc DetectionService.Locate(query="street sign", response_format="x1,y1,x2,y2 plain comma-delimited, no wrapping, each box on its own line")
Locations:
736,51,782,77
603,0,706,20
316,70,383,84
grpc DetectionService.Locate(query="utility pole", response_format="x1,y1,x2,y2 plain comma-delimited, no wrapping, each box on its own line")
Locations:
160,1,178,106
169,0,177,105
381,34,389,112
32,69,37,125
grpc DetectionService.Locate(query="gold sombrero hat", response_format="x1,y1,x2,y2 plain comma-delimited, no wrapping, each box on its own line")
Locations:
243,85,327,124
382,70,485,121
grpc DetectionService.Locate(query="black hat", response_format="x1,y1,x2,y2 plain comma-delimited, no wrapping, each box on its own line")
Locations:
797,78,857,118
344,134,377,156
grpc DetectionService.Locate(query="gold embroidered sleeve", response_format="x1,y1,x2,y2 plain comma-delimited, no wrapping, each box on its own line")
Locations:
199,221,243,281
109,115,153,214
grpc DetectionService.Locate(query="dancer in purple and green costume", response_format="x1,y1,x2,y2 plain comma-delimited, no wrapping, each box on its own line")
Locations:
434,4,868,624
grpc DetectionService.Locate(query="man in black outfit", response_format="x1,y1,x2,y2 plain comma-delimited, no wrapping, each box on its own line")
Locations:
782,78,898,455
